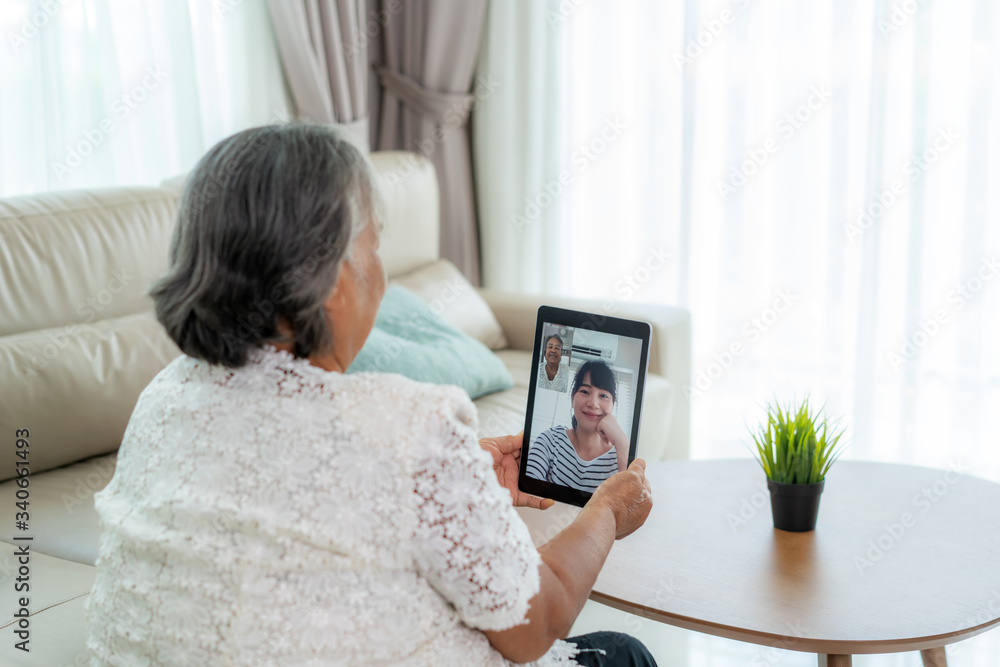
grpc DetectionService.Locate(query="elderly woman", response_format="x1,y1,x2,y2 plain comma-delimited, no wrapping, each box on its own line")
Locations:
527,360,630,493
538,334,570,392
85,124,655,666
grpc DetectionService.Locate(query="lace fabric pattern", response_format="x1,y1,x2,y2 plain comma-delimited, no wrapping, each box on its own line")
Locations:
86,346,582,666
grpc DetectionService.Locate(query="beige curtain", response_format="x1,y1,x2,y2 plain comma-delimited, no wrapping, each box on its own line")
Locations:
375,0,488,284
267,0,370,150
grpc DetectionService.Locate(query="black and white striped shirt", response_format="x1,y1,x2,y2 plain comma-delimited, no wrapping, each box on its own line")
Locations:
526,425,618,493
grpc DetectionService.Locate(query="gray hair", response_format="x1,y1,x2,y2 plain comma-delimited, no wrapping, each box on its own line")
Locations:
151,123,380,367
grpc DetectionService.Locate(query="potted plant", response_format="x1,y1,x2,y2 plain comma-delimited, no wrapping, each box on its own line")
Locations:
748,398,847,532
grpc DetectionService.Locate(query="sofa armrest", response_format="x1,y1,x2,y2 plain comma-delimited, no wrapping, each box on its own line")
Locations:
479,289,691,458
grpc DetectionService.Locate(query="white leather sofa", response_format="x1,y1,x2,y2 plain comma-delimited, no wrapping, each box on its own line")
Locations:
0,151,690,665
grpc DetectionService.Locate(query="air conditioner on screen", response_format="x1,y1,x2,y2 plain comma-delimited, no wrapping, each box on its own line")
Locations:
570,342,616,364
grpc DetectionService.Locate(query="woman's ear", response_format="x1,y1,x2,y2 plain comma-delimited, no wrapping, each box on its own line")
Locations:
323,263,352,312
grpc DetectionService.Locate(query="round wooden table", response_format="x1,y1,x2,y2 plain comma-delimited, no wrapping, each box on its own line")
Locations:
516,459,1000,666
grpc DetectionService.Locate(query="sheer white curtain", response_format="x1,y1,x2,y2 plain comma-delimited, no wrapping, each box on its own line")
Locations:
475,0,1000,480
0,0,290,197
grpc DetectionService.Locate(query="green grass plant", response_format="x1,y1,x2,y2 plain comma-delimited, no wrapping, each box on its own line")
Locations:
749,397,847,485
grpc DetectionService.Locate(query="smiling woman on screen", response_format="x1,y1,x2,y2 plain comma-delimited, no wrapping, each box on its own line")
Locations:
84,123,655,667
526,360,630,493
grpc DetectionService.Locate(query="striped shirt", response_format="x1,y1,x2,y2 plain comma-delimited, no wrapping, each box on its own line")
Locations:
526,425,618,493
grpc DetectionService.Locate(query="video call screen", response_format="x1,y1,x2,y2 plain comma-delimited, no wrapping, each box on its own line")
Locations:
524,323,645,495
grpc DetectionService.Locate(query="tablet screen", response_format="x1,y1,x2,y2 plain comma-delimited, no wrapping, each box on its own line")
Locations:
519,306,651,507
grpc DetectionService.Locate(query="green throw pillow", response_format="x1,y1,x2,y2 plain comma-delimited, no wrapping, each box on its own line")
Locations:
347,285,514,399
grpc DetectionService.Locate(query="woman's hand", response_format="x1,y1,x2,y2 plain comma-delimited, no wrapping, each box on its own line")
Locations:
596,413,630,471
479,432,554,510
596,413,628,449
590,459,653,539
486,459,653,660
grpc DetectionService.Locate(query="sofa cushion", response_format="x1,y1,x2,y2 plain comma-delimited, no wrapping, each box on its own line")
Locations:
391,259,508,350
0,454,116,566
348,285,514,399
0,313,180,481
0,542,95,665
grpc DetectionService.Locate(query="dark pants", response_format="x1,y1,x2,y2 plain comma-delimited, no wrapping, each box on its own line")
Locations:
565,631,658,666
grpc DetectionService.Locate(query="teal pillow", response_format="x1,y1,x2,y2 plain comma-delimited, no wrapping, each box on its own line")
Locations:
347,285,514,399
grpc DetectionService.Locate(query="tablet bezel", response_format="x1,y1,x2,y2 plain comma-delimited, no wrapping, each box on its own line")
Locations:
517,305,652,508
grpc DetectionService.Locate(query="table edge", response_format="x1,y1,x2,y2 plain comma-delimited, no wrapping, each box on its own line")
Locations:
589,590,1000,655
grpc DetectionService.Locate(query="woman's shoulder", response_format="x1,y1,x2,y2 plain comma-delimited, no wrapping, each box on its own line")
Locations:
534,424,569,446
130,353,204,403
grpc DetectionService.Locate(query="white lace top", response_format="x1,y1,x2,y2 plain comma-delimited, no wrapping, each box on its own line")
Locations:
86,346,582,666
536,363,570,392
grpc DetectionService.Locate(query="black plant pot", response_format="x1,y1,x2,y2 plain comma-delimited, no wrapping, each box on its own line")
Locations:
767,479,825,532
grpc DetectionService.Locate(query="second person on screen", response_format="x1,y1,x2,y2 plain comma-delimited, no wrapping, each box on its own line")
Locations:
526,360,630,493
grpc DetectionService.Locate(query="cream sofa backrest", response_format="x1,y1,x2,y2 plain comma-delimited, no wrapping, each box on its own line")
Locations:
0,187,181,482
0,151,439,481
370,152,440,276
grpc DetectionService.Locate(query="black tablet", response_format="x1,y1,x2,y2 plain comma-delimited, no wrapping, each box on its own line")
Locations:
518,306,652,508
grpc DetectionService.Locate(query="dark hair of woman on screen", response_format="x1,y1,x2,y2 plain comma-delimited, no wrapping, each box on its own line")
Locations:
526,360,630,493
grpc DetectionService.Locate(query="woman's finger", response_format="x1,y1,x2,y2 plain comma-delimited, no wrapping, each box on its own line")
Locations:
520,494,554,510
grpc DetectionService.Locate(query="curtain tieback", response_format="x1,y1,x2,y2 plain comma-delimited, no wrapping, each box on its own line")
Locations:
377,67,475,127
